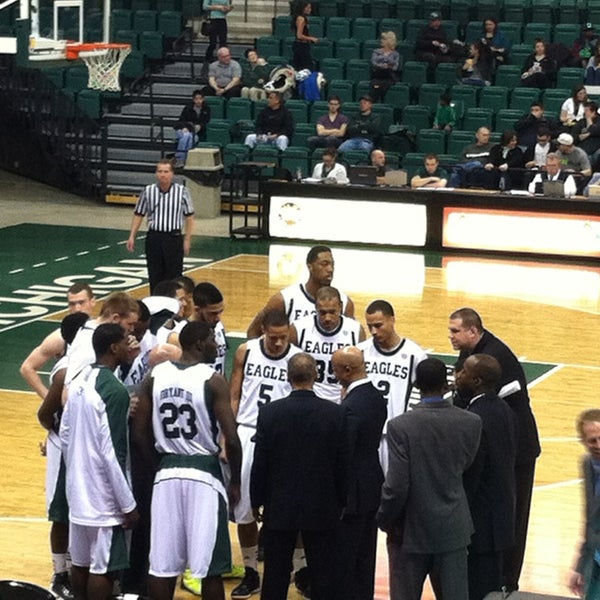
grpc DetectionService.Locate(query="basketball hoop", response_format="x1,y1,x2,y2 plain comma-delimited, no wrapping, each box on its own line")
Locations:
66,42,131,92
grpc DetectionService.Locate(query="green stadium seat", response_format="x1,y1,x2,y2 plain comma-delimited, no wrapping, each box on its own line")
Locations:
372,103,395,131
441,20,459,41
352,18,377,41
378,18,404,38
345,58,371,83
361,39,380,60
450,84,479,110
523,23,552,46
503,0,530,22
386,83,410,120
320,57,345,81
327,79,354,102
293,122,317,146
405,19,428,43
139,31,164,60
402,152,427,178
157,11,182,39
285,99,310,123
226,98,253,122
508,44,531,70
326,17,351,41
273,15,292,39
115,29,139,50
340,149,370,164
557,0,581,23
479,86,509,112
315,0,341,18
133,9,157,33
281,146,310,175
335,38,360,61
531,0,556,23
418,128,447,153
396,0,418,21
310,100,330,123
447,129,476,157
251,146,280,174
206,120,232,147
310,148,326,169
401,105,431,132
463,107,494,131
307,16,325,37
475,0,501,20
419,83,448,114
120,50,146,81
65,66,89,93
371,0,395,19
552,24,581,46
494,64,522,88
257,36,281,58
495,109,522,131
355,79,371,99
450,0,472,28
465,21,483,44
43,67,66,89
204,96,226,119
434,62,461,86
131,0,150,11
156,0,180,11
510,88,540,112
266,55,288,67
345,0,368,19
401,60,428,91
498,22,523,46
313,39,334,61
76,89,102,119
542,88,571,114
556,67,584,89
396,40,415,64
110,9,132,36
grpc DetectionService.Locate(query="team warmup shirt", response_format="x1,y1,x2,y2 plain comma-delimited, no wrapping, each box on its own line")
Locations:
294,314,362,403
235,338,302,427
60,364,136,526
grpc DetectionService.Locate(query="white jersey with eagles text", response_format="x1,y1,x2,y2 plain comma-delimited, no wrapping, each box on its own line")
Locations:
281,283,350,324
150,361,220,456
120,328,156,390
294,314,362,403
236,338,303,427
358,337,427,431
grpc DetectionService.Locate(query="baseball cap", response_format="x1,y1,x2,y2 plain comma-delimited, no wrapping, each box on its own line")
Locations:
429,11,441,19
557,133,574,145
359,94,374,102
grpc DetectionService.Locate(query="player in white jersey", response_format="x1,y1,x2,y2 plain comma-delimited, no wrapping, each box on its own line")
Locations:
60,324,139,600
132,321,242,600
229,310,302,599
193,282,227,374
246,245,355,338
37,313,90,600
291,286,365,403
357,299,428,471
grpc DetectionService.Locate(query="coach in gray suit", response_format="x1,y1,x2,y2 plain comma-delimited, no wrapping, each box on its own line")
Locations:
377,357,482,600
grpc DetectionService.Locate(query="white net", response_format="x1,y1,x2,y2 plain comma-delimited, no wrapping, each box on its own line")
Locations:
79,46,131,92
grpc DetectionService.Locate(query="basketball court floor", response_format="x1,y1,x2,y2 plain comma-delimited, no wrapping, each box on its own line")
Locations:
0,169,598,598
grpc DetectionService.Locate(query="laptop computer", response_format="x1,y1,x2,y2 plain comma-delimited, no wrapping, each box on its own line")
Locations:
347,165,378,186
542,180,565,198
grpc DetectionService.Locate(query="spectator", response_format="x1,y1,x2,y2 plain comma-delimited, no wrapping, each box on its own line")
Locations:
311,147,349,182
515,101,561,149
307,95,349,150
244,91,294,151
572,101,600,167
291,0,317,71
520,39,557,89
241,48,269,101
523,127,556,170
432,94,457,131
528,152,577,196
480,18,511,67
371,149,388,183
338,95,382,153
556,132,592,177
585,44,600,84
204,47,242,98
449,126,494,187
583,169,600,195
173,89,211,164
415,12,453,73
202,0,233,65
369,31,401,103
560,84,588,128
410,153,448,188
481,129,525,189
461,40,494,86
572,22,600,68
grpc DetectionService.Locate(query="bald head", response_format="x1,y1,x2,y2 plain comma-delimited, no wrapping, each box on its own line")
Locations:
332,346,366,387
455,353,502,398
288,353,318,390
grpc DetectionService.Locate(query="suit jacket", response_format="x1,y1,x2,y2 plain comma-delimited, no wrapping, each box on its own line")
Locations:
250,389,348,531
576,456,600,593
376,399,482,553
455,329,541,464
342,380,387,515
463,392,518,553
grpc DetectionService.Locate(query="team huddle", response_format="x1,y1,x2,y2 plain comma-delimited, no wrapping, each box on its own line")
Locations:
21,245,540,600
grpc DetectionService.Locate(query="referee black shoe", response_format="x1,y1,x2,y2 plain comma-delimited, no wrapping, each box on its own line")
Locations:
230,567,260,599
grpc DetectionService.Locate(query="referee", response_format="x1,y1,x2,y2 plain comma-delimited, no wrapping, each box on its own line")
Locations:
127,159,195,293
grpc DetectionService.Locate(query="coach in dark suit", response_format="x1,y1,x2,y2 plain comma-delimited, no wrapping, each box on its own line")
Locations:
449,307,541,592
332,347,387,600
456,354,518,600
250,353,348,600
377,357,482,600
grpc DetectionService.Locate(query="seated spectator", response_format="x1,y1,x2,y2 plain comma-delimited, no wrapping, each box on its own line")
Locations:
204,47,242,98
410,153,448,188
520,39,557,89
560,85,588,128
371,149,388,183
241,48,269,101
338,95,383,153
173,89,211,164
583,170,600,195
415,12,454,74
572,101,600,168
307,95,348,150
480,18,511,67
370,31,401,103
556,132,592,177
585,44,600,85
573,23,600,68
515,101,561,149
523,127,556,169
449,126,494,187
311,147,349,183
479,129,525,189
244,91,294,151
461,40,494,86
528,152,577,196
432,94,457,131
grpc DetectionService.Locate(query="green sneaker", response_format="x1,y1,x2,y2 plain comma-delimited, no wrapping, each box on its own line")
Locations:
181,569,202,596
222,564,246,579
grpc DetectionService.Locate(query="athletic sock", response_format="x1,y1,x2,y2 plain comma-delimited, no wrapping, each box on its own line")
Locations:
51,553,68,575
241,545,258,572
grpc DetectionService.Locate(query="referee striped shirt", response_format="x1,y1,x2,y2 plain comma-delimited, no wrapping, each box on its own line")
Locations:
134,182,194,232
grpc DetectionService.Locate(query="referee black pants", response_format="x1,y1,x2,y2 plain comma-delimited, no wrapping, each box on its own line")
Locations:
145,230,183,294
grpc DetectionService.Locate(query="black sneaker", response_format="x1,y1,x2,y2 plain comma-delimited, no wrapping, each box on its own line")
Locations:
230,567,260,600
51,572,75,600
294,567,311,599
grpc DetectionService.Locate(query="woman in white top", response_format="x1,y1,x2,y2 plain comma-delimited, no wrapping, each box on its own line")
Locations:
560,84,588,127
311,147,349,183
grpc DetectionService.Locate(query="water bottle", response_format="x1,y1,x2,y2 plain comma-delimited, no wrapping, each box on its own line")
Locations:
499,175,506,192
296,167,302,182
